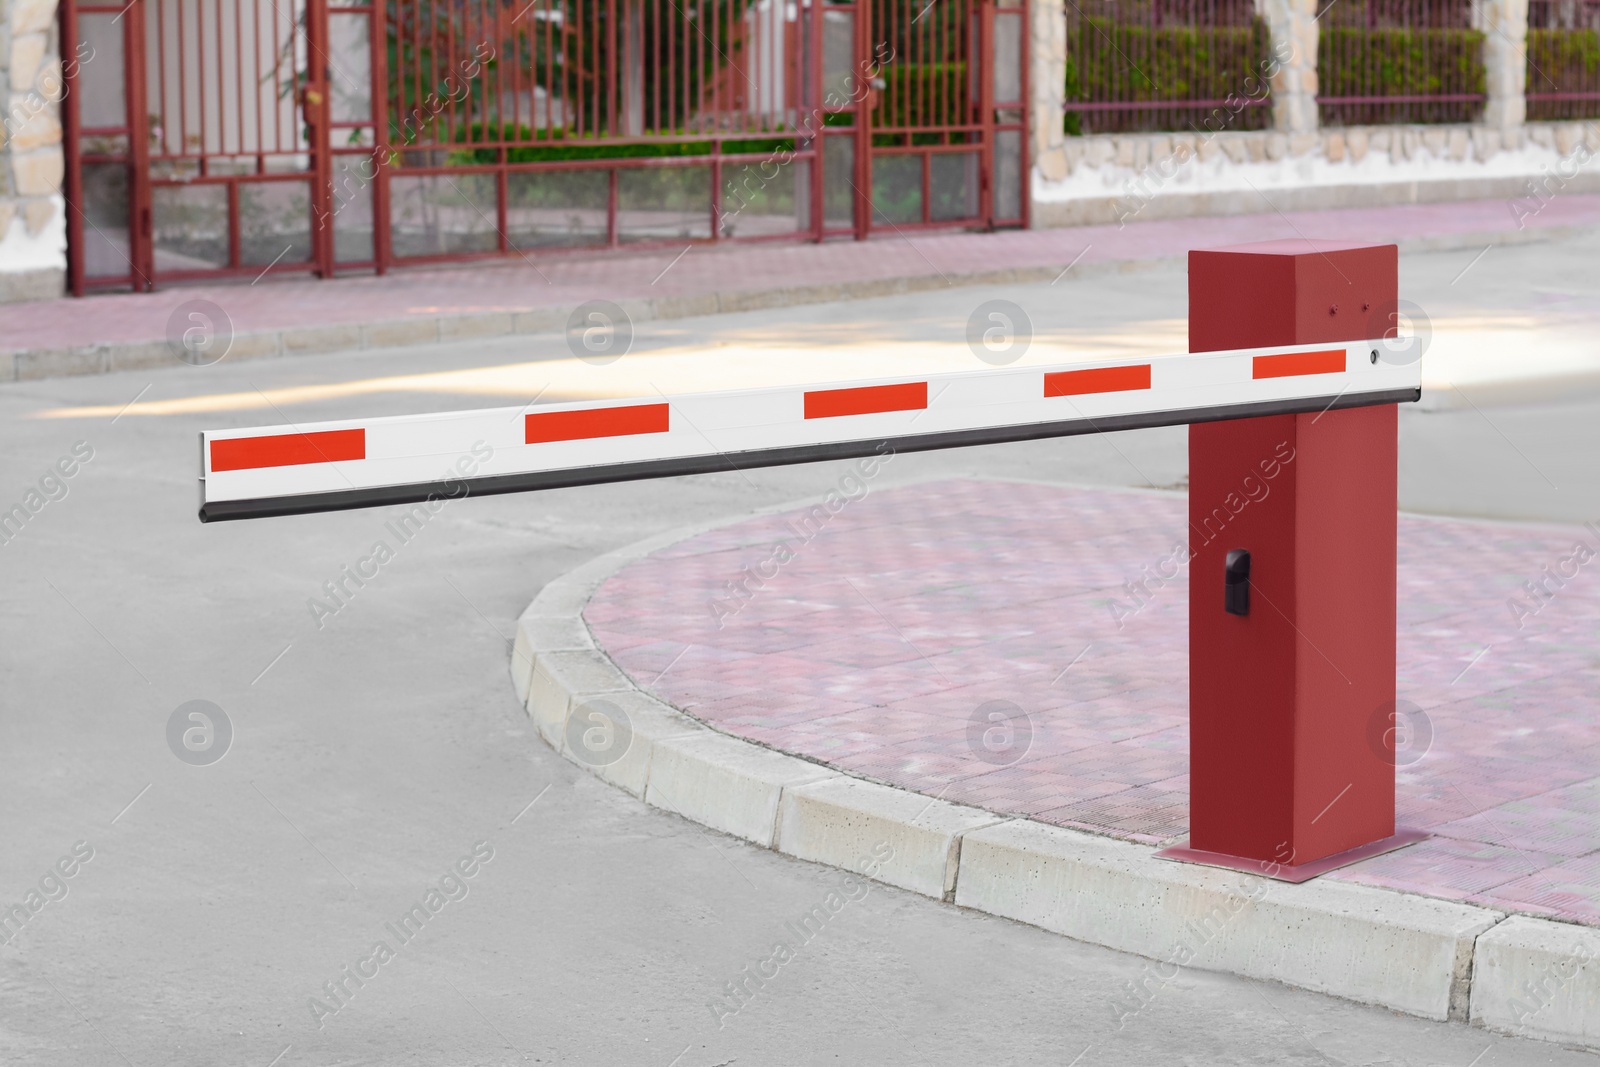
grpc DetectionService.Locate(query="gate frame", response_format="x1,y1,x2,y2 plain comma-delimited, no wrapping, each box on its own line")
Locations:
60,0,1031,293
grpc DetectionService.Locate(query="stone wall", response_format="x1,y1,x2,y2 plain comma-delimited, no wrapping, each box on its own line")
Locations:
1027,0,1600,229
0,0,65,302
1033,121,1600,227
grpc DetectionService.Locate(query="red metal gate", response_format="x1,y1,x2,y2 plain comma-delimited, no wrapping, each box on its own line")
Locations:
858,0,1028,232
61,0,1026,292
62,0,374,292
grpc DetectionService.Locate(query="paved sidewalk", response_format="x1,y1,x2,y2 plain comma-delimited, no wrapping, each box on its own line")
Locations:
585,479,1600,926
5,195,1600,377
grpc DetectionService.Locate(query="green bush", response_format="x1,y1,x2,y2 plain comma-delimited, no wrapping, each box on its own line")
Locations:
1063,19,1273,135
1317,28,1486,125
1526,28,1600,121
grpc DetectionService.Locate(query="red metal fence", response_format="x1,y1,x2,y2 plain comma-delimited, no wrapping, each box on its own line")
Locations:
1526,0,1600,120
1061,0,1272,135
380,0,815,263
867,0,1028,226
1059,0,1498,134
62,0,1028,293
1316,0,1486,125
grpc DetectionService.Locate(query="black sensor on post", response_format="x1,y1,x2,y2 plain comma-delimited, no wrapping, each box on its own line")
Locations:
1224,549,1251,616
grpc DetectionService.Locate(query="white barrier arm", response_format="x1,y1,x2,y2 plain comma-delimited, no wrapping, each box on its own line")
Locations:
198,339,1419,521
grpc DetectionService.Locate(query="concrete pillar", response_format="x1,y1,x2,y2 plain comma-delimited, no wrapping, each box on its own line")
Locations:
1258,0,1319,134
2,0,67,302
1481,0,1529,130
1029,0,1067,183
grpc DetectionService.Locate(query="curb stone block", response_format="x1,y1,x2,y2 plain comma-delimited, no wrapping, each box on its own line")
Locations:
511,615,595,705
282,323,363,355
616,299,654,330
524,649,634,745
17,345,106,379
362,319,439,348
651,294,720,320
108,340,177,372
559,690,710,799
954,818,1502,1021
777,775,1008,900
440,313,514,342
513,307,568,334
524,565,614,619
511,633,536,706
1471,915,1600,1049
225,332,282,362
645,733,836,847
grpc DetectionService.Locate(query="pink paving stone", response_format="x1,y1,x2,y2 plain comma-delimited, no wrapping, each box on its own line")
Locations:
584,479,1600,924
9,196,1600,354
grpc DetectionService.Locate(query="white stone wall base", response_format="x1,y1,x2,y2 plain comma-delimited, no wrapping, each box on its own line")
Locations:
1033,122,1600,228
0,266,64,303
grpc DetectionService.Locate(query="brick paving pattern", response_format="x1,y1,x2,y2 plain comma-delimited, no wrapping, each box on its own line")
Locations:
586,479,1600,924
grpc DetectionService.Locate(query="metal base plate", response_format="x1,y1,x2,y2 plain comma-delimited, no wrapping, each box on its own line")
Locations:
1155,828,1430,884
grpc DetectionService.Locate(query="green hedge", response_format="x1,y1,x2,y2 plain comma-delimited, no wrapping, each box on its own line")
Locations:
1063,19,1273,135
1526,28,1600,121
443,124,794,165
1317,28,1486,125
875,62,968,128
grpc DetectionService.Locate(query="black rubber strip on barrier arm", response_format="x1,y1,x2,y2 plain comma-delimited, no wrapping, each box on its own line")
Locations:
198,387,1420,522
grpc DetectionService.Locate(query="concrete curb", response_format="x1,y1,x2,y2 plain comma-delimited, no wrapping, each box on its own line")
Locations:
509,489,1600,1046
7,218,1596,384
1470,916,1600,1046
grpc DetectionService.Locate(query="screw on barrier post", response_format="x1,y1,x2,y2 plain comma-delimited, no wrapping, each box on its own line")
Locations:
1155,239,1428,883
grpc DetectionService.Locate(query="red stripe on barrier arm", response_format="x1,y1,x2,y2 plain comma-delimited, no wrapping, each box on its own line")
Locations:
1252,349,1347,379
803,382,928,419
525,402,671,444
210,429,366,472
1043,364,1152,397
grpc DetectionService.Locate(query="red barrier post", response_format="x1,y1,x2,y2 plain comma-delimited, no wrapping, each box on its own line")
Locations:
1171,239,1424,881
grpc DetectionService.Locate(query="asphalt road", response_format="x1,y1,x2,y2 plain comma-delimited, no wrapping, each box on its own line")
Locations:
2,241,1597,1066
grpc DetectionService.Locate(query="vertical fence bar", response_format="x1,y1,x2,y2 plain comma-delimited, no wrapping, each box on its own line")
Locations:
128,0,154,287
214,0,226,154
607,0,616,135
856,0,871,237
373,0,390,273
607,166,619,243
445,0,458,145
234,0,244,155
809,0,824,239
251,0,263,160
61,0,85,295
412,0,423,145
194,0,206,170
157,0,169,159
228,179,241,266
